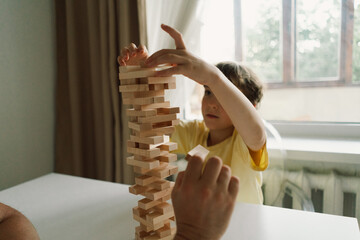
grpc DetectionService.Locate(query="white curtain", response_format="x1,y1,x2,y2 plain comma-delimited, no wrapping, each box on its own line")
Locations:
145,0,205,119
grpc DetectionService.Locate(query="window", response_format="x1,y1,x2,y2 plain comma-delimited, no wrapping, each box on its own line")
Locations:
353,0,360,82
190,0,360,122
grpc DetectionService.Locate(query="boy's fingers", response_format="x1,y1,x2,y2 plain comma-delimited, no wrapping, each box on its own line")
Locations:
137,44,148,54
145,49,186,66
182,154,204,184
228,176,240,199
148,53,185,69
128,43,137,56
201,157,222,185
121,47,130,60
161,24,186,49
155,66,181,77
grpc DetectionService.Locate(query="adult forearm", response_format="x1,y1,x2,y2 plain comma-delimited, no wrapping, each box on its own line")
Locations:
0,204,40,240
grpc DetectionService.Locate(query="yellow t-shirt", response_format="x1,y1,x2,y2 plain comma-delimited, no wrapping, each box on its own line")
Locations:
170,120,268,204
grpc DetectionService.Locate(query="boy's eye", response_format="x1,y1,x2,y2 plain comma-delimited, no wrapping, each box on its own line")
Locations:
204,89,212,96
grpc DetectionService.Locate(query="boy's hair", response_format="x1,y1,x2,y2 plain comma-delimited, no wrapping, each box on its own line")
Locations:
216,61,263,106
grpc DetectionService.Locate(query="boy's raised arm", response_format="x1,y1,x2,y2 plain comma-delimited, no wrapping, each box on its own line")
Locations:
144,24,266,151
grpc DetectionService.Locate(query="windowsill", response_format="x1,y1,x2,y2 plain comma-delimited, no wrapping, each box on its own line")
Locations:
267,137,360,165
265,121,360,171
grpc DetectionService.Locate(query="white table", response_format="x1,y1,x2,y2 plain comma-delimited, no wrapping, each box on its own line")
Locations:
0,173,358,240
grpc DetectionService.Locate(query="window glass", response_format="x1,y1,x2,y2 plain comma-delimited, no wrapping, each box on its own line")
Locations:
296,0,341,80
353,0,360,83
199,0,235,63
242,0,282,83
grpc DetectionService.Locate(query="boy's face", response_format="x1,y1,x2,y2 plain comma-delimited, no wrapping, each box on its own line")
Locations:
201,86,233,131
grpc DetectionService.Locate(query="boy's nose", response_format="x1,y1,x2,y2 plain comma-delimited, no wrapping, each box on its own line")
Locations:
208,101,219,110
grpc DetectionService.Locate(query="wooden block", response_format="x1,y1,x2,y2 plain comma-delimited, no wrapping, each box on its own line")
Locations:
122,90,165,99
156,226,176,238
157,107,180,114
134,126,175,138
186,144,210,160
155,151,177,162
143,184,174,201
138,198,162,210
119,65,143,73
119,78,137,85
135,175,161,186
138,114,177,124
119,84,150,92
127,140,138,148
135,164,178,179
133,206,151,217
130,135,164,145
138,142,154,150
169,165,178,175
133,162,165,175
153,119,180,128
127,146,161,158
146,209,174,225
150,180,171,191
119,65,173,79
140,77,176,84
160,194,172,202
129,184,152,195
126,156,160,169
133,212,167,231
144,232,175,240
135,226,151,238
140,220,170,233
127,108,157,117
128,122,153,131
164,82,176,89
123,96,165,105
134,101,170,111
119,68,157,80
154,202,172,214
157,142,178,151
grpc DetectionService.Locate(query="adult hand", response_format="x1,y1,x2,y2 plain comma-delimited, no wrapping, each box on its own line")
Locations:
171,155,240,240
144,24,221,86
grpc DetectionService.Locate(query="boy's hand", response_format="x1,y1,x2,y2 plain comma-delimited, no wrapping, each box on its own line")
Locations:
144,24,221,86
172,155,240,240
117,43,149,66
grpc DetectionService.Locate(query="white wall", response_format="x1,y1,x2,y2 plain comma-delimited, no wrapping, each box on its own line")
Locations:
0,0,55,190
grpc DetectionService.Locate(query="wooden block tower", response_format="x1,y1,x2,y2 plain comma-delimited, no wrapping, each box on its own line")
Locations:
119,65,179,240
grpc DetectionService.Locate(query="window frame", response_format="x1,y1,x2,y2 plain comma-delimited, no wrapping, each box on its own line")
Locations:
233,0,357,89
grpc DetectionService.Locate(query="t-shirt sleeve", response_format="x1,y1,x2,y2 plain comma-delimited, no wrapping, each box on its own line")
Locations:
248,143,269,171
170,120,192,155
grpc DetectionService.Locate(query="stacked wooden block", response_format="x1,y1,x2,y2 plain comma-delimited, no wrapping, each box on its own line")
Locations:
119,65,179,240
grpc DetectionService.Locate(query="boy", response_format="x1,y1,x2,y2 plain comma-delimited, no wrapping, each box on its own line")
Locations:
119,24,268,204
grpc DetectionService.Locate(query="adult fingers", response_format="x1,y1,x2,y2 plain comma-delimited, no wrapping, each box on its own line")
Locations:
217,165,232,190
161,24,186,49
182,154,204,184
201,156,222,186
228,176,240,199
173,171,185,190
